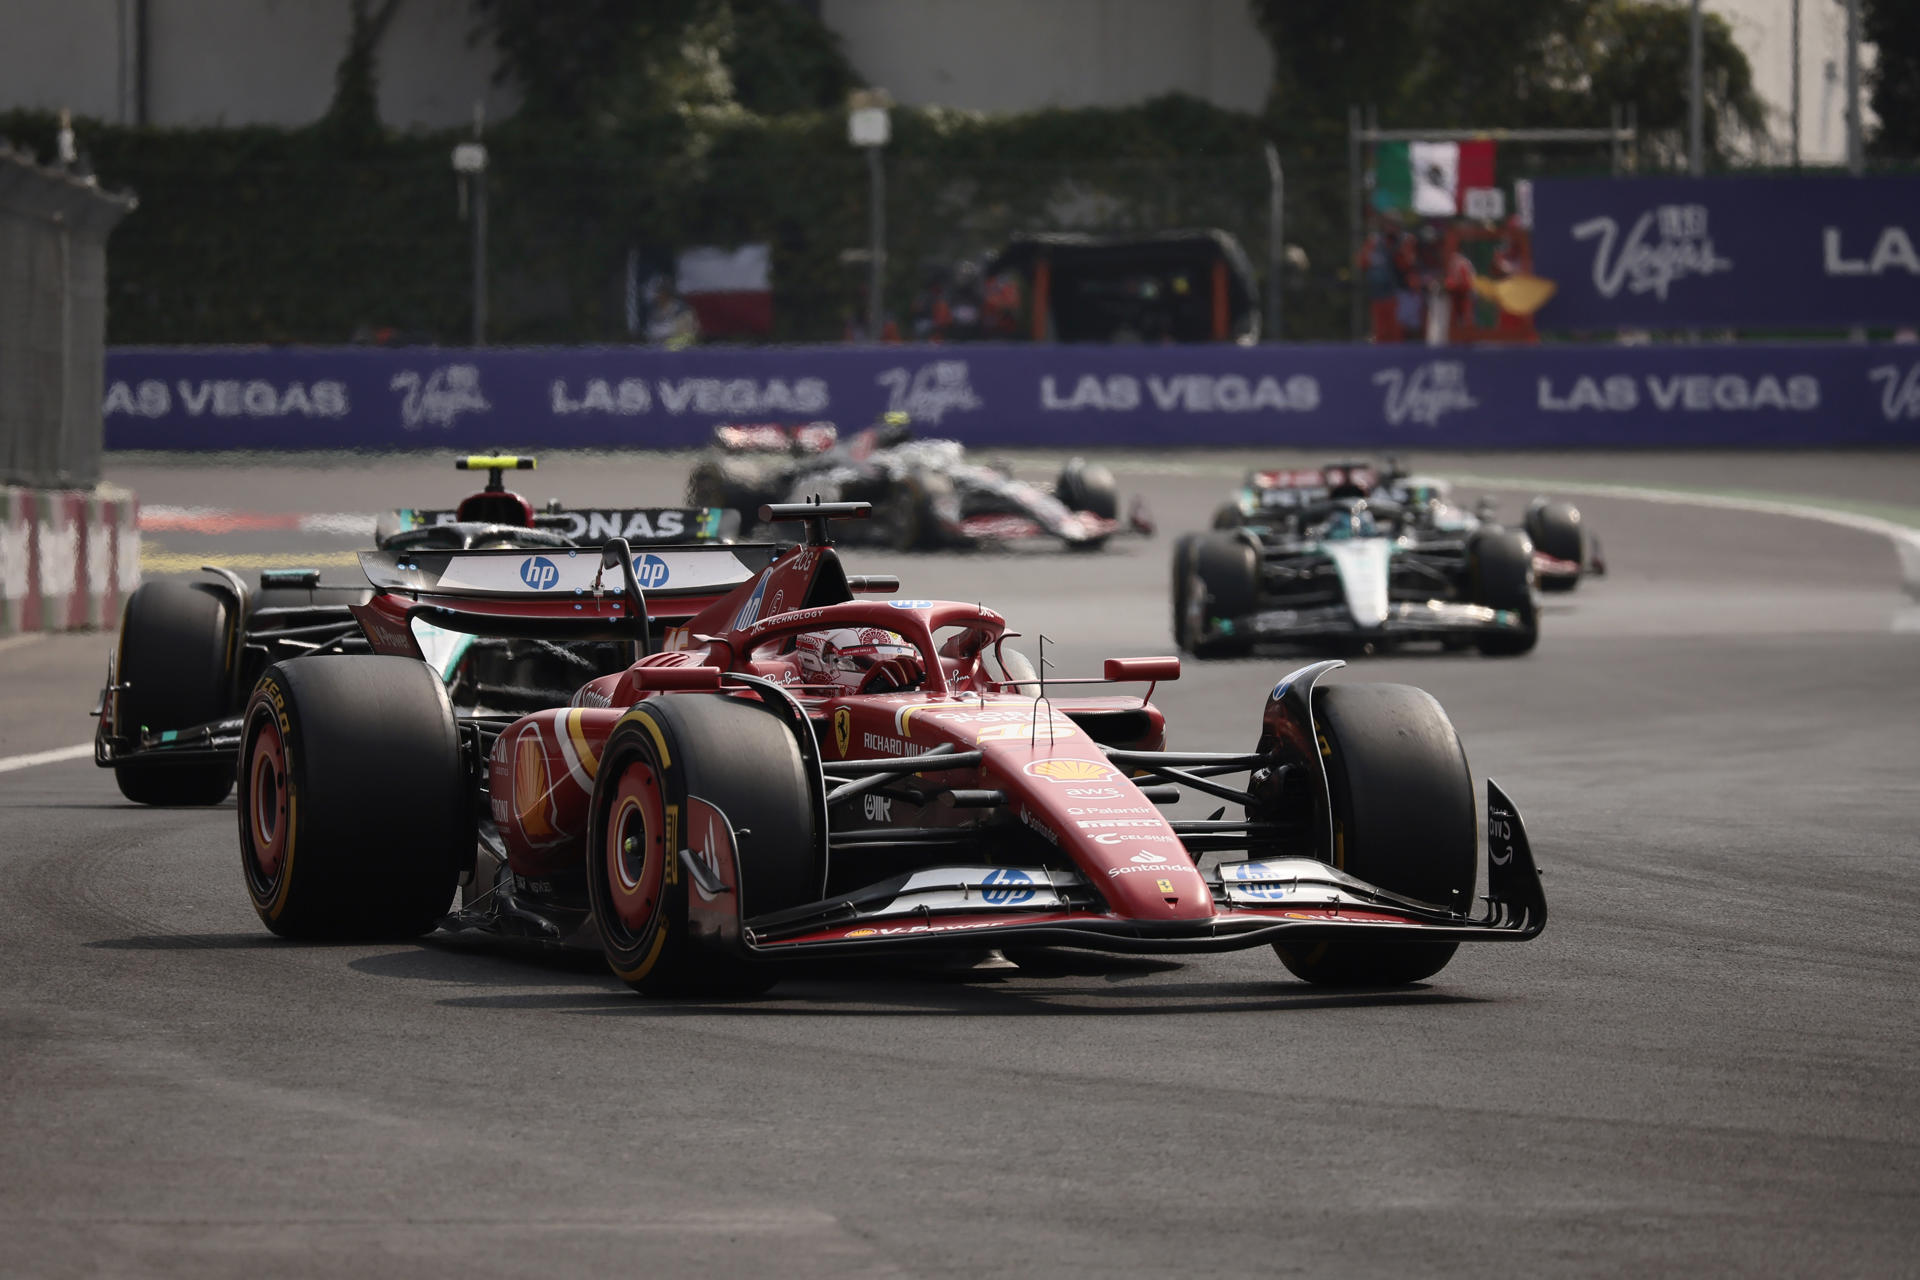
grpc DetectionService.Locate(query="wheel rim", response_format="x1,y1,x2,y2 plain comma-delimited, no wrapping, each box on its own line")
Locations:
248,715,289,879
605,759,666,936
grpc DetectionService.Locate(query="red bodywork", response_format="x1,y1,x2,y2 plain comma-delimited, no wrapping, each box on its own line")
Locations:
352,535,1543,955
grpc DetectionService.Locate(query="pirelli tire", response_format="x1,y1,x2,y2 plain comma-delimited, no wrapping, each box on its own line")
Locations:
112,580,241,806
585,693,819,997
874,470,953,551
1055,457,1120,521
1170,533,1202,652
237,656,467,940
1188,533,1258,659
1525,499,1589,592
1466,529,1539,657
1275,683,1477,987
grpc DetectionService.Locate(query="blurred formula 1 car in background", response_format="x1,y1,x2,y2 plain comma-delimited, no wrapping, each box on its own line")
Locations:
1174,461,1547,659
686,413,1153,551
1208,460,1604,592
94,455,734,806
228,498,1545,995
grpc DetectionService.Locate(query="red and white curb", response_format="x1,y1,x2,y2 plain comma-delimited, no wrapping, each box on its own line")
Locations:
139,506,376,537
0,486,140,636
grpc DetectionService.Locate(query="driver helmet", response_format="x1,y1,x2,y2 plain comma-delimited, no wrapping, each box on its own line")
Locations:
794,626,922,693
1320,499,1379,541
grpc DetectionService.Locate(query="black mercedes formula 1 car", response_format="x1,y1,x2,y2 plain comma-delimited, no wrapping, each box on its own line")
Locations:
686,414,1153,551
93,455,734,806
1174,461,1545,659
226,498,1545,996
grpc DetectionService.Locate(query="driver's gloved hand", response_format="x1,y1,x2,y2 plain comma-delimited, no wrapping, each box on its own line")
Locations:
859,653,926,694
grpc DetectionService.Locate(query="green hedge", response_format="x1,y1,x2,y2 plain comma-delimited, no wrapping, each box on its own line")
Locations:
0,99,1323,345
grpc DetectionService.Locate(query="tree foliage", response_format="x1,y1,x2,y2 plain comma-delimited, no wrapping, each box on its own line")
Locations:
1251,0,1766,164
469,0,858,127
1866,0,1920,157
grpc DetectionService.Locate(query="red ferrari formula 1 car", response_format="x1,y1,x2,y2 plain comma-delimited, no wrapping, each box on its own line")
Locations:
235,502,1545,994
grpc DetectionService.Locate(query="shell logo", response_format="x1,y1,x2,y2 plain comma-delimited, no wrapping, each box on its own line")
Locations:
1025,758,1118,783
513,730,555,838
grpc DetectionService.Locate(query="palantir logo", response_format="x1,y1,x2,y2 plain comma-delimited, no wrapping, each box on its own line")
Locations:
1572,203,1733,301
1374,361,1478,427
519,556,561,591
1868,364,1920,421
981,868,1036,906
635,554,671,589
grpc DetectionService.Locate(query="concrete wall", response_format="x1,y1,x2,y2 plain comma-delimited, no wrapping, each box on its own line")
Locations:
0,0,514,129
819,0,1272,113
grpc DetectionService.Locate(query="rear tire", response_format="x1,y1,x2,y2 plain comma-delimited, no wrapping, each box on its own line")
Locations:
1189,534,1258,659
875,470,950,551
1467,530,1538,656
1275,682,1476,986
237,656,466,939
1525,500,1588,592
1055,458,1119,520
112,580,238,806
585,694,820,997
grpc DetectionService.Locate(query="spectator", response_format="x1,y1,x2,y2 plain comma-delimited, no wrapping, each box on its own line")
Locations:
645,278,697,349
1356,216,1410,343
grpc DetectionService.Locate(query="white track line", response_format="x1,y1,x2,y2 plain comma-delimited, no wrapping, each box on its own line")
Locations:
1446,473,1920,603
0,743,95,774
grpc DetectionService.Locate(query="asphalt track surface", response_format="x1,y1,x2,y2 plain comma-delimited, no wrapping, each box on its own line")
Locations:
4,450,1918,1279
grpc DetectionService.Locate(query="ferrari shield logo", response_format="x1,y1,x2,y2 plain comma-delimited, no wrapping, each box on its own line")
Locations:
833,707,852,757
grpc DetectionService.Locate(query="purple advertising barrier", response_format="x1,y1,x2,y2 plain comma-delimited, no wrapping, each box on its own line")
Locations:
1531,176,1920,330
103,343,1920,452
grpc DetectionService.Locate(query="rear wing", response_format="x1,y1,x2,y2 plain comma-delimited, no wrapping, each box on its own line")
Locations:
355,543,780,641
387,505,736,543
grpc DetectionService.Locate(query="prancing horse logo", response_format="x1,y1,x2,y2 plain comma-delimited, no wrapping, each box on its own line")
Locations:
833,707,852,757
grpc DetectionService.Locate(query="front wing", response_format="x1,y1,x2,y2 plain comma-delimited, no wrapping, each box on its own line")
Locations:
724,781,1544,959
1199,599,1531,646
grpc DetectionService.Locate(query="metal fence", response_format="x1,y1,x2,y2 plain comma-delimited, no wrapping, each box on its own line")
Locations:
0,141,135,489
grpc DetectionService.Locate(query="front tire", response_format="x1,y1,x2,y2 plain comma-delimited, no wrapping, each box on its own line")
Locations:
1275,682,1477,986
112,580,239,805
585,693,820,997
237,656,466,939
1467,530,1538,656
1188,534,1258,659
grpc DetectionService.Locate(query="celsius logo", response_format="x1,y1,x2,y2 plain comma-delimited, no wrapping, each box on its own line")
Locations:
635,554,671,589
519,556,561,591
981,867,1037,906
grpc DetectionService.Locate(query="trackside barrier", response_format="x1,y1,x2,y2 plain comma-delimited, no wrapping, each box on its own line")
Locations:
0,485,138,636
104,344,1920,452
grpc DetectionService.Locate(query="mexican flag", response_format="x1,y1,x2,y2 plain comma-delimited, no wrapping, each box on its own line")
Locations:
1372,140,1496,216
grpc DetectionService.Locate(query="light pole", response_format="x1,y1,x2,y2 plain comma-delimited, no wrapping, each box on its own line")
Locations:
1688,0,1704,175
848,90,892,342
453,103,489,347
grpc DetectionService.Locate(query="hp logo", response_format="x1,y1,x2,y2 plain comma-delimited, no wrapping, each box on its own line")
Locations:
635,554,672,590
981,867,1036,906
519,556,561,591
